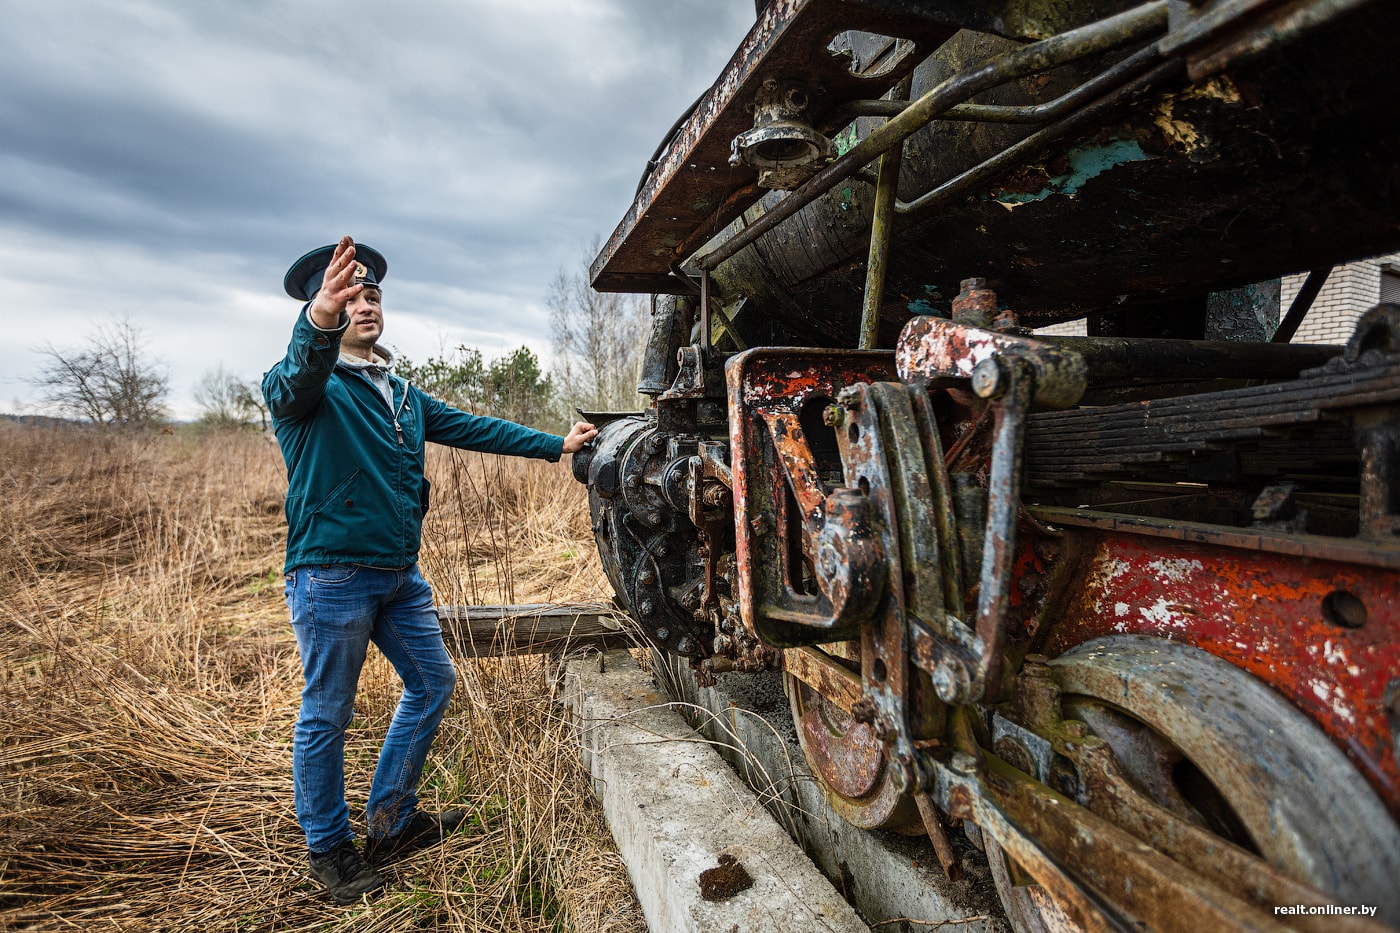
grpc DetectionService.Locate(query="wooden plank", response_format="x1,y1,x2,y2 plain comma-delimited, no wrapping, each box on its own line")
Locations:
436,602,637,658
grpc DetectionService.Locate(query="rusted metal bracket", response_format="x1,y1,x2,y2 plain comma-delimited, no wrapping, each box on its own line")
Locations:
727,348,899,645
895,312,1087,704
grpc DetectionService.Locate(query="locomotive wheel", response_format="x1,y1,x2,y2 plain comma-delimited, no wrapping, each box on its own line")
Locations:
991,635,1400,931
784,651,921,832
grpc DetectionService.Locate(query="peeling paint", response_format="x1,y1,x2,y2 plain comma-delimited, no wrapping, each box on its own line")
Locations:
1152,77,1241,157
992,138,1154,208
1146,557,1205,585
833,123,859,158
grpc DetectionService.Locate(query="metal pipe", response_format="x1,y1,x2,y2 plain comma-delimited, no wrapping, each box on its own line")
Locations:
896,58,1181,217
700,267,712,354
973,358,1033,702
859,78,911,350
828,41,1166,129
1272,267,1332,343
694,0,1171,272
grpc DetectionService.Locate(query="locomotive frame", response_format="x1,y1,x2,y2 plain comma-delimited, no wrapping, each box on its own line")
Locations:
573,1,1400,929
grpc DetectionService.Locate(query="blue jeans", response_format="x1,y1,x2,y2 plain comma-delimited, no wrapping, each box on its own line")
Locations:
285,563,458,853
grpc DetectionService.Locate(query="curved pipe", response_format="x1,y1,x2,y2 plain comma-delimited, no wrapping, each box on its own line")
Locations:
694,0,1171,272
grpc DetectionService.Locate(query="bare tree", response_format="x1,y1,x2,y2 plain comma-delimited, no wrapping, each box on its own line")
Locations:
35,318,168,426
194,365,264,429
547,237,650,414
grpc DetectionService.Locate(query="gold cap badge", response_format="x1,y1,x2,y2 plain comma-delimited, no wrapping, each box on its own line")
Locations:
352,262,369,282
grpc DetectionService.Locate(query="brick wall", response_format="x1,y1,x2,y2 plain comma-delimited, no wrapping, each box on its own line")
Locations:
1030,252,1400,343
1033,318,1088,336
1281,251,1400,345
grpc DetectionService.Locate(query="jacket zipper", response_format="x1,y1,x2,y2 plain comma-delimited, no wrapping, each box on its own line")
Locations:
351,368,410,445
392,379,411,446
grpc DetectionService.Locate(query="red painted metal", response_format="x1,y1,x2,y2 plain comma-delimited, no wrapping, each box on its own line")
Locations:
726,348,897,645
1036,527,1400,814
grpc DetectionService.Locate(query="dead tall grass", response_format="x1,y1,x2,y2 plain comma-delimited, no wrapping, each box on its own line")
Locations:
0,420,644,932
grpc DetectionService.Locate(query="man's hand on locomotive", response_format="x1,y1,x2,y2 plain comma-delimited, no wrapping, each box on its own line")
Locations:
562,421,598,454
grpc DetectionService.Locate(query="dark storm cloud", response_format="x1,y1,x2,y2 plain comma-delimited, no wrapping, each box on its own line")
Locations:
2,0,755,416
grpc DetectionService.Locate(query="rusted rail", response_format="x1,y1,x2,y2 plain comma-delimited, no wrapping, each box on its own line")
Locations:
436,603,636,658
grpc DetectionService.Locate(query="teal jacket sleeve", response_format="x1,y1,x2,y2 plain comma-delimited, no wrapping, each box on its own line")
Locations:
262,306,349,423
415,386,564,461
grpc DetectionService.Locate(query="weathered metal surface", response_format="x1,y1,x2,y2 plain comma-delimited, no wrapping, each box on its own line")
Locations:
833,381,940,793
729,77,837,191
897,315,1088,410
726,347,897,644
1023,347,1400,490
858,76,908,350
575,415,716,657
695,2,1172,275
892,314,1087,704
1037,530,1400,813
1031,506,1400,570
783,645,862,712
580,4,1400,920
1050,636,1400,926
786,654,922,831
694,0,1400,341
591,0,964,295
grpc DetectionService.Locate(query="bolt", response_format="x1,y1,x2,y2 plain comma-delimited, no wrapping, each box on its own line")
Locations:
676,635,697,654
625,474,641,489
931,663,970,704
823,405,844,427
639,569,657,586
654,627,671,642
639,599,656,617
951,752,978,775
702,484,731,508
646,434,666,453
817,542,840,581
1021,654,1051,677
890,760,914,794
850,696,878,724
655,544,670,558
971,359,1004,399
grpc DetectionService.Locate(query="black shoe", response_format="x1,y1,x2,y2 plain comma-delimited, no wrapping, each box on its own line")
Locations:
308,839,385,905
366,810,466,865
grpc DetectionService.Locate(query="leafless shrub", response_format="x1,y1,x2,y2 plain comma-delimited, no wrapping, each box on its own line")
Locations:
33,317,169,427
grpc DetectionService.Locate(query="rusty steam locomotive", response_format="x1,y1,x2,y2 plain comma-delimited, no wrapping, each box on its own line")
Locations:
571,1,1400,929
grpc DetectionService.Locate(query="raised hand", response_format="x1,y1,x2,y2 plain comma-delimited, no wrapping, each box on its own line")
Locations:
308,236,364,329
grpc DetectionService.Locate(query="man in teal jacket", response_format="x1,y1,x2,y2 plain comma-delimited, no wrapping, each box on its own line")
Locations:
263,236,596,905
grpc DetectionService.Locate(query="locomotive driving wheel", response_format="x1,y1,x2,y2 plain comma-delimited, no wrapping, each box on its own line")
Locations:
784,644,922,832
989,635,1400,932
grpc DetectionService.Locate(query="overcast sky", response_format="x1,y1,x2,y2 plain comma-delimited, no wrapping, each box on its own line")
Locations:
1,0,754,419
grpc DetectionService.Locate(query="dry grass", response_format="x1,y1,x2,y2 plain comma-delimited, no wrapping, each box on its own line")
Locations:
0,421,645,932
